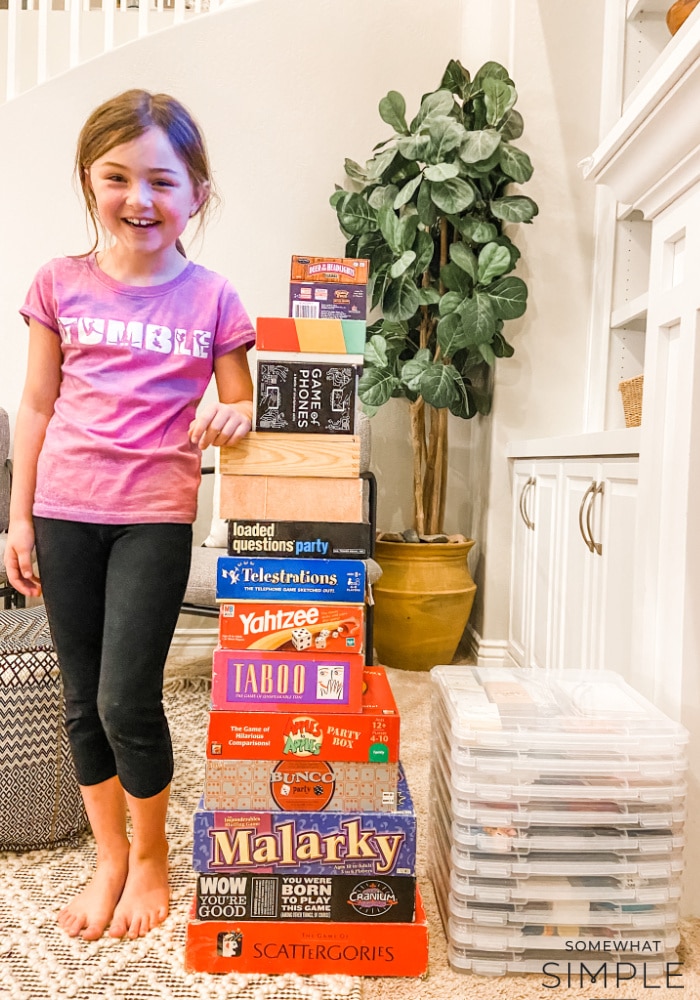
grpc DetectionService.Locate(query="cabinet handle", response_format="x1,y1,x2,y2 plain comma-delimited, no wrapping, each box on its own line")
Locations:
578,482,596,552
519,477,535,530
525,477,536,530
587,481,604,556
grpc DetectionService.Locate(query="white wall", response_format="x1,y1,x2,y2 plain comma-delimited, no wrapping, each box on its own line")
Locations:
0,0,462,542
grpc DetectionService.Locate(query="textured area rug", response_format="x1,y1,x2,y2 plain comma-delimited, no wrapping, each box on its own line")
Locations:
0,678,360,1000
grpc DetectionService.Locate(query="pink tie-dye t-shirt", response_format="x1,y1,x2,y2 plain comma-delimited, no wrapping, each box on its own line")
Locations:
21,255,255,524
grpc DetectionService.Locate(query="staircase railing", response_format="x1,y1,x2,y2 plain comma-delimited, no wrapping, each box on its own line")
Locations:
1,0,222,103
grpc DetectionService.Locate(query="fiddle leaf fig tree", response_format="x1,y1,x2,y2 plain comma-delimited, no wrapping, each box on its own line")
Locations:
331,59,538,537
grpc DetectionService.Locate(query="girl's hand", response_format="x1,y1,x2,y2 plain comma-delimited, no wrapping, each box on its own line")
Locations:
3,520,42,597
188,401,252,450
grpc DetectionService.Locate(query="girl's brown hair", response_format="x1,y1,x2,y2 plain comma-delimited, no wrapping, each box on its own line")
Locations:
75,89,217,254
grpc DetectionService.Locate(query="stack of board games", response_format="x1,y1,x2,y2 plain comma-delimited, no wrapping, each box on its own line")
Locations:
185,257,429,977
429,665,688,978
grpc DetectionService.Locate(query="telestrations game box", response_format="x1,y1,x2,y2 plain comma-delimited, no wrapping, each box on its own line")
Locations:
217,601,365,653
184,887,428,976
227,521,373,561
216,557,366,603
206,666,399,763
211,649,365,714
192,768,417,876
203,758,399,812
194,872,417,923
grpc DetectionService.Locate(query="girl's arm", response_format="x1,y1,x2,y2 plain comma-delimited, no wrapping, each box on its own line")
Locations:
4,320,62,596
188,344,254,450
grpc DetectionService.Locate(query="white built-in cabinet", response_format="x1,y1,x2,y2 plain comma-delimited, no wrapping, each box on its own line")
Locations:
509,454,638,677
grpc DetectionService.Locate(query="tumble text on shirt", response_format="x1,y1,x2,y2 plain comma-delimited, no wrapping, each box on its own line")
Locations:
57,315,213,358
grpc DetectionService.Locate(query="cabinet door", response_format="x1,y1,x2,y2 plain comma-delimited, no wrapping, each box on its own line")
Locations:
508,461,560,670
591,461,638,680
556,462,600,671
508,462,535,665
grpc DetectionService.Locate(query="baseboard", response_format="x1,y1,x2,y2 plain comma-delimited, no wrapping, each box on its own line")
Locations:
463,624,511,667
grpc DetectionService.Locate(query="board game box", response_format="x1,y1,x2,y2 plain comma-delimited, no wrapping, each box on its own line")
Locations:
226,521,372,561
256,318,366,355
289,282,366,320
255,359,359,435
216,557,365,603
217,600,365,653
211,648,365,713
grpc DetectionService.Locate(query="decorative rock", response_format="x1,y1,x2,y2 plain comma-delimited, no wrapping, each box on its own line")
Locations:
447,532,469,543
419,533,449,543
377,531,404,542
401,528,421,543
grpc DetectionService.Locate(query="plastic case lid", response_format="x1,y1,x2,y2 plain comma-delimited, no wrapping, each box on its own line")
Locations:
449,843,685,880
446,918,681,953
446,943,678,977
448,870,683,905
448,895,681,929
431,665,689,746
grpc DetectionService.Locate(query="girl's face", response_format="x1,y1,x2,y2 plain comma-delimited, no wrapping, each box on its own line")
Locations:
87,126,206,264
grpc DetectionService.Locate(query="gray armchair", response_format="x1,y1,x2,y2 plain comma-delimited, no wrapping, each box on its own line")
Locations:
0,408,25,610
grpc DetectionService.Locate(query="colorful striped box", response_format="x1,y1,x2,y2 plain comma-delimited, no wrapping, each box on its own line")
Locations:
256,318,366,355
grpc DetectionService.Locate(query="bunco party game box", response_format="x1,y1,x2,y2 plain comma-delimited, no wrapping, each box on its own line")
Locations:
226,521,372,561
216,557,365,603
184,888,428,976
210,649,365,713
217,600,365,653
192,768,416,876
203,758,399,812
194,872,417,922
207,666,399,762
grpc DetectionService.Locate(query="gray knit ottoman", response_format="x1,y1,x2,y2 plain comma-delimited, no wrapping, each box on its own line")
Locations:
0,606,88,851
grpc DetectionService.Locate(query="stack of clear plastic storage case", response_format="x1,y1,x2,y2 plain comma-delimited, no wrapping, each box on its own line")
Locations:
429,665,688,977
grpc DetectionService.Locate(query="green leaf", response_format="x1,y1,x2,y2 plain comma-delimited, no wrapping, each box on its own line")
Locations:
394,174,422,210
440,263,471,297
359,367,399,408
336,193,378,235
477,243,512,284
368,267,391,311
390,250,416,278
459,218,499,244
379,90,409,134
438,290,463,316
366,148,398,182
440,58,470,97
437,312,468,359
361,401,381,418
330,189,348,211
368,184,399,210
382,274,422,322
410,90,455,131
401,348,432,391
397,213,420,252
459,130,501,164
500,108,524,141
487,276,528,319
364,334,389,367
499,143,533,183
417,181,438,227
492,330,515,358
483,78,516,126
490,195,539,223
430,177,475,213
461,292,496,344
449,242,478,281
420,362,460,408
378,204,401,254
413,229,435,274
396,134,432,161
416,286,441,305
468,383,492,415
344,158,368,183
427,117,465,160
424,162,460,182
478,342,496,365
474,61,513,88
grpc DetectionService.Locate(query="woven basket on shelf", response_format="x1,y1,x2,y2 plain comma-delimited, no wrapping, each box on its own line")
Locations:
619,374,644,428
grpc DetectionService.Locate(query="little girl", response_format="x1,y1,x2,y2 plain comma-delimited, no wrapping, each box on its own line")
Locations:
3,90,255,941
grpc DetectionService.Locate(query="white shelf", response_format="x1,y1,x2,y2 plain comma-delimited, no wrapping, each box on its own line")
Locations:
611,291,649,330
507,429,641,461
626,0,668,19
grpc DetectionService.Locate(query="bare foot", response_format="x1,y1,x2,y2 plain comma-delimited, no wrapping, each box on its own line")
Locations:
108,843,169,938
58,847,130,940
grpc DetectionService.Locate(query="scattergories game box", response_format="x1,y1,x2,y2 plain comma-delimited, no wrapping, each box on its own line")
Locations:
184,887,428,976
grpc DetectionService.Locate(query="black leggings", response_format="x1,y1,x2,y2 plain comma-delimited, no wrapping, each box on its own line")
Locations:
34,518,192,799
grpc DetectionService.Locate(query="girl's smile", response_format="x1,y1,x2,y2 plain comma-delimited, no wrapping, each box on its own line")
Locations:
88,127,205,281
